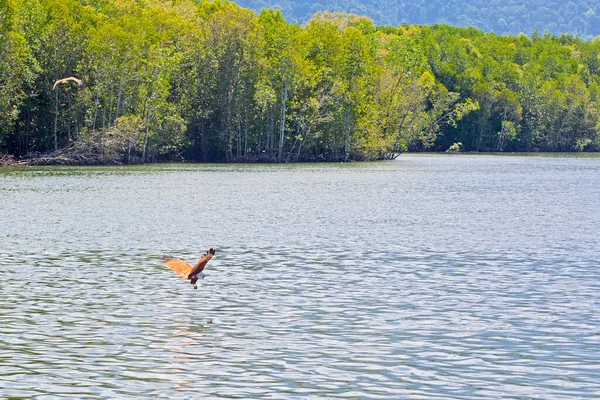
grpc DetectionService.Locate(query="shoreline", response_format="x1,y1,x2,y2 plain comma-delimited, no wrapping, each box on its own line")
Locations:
3,151,600,168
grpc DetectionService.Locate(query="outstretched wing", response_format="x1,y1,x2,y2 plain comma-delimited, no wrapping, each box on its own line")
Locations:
189,248,216,276
161,255,192,278
52,77,83,90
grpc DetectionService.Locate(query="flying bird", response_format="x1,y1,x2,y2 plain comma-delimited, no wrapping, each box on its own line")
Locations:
52,76,83,90
161,248,216,289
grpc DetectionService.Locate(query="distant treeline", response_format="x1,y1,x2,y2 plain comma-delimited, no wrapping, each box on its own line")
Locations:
236,0,600,39
1,0,599,164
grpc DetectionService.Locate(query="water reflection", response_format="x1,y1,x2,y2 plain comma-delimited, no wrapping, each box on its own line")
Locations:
1,155,600,398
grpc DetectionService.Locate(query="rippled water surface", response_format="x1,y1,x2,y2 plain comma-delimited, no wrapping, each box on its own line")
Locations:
1,154,599,398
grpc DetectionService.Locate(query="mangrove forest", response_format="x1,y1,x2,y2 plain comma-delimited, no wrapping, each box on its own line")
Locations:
1,0,600,164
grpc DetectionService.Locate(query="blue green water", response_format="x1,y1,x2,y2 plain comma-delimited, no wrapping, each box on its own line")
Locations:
1,154,599,398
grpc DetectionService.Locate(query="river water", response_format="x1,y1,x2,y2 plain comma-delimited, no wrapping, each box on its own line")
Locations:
1,154,599,398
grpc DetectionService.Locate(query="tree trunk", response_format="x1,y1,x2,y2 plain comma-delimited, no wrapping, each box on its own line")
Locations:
142,124,149,163
278,82,288,162
236,119,241,160
67,96,72,142
244,111,248,159
54,89,59,152
92,91,99,131
115,79,123,121
267,111,274,158
295,127,309,161
344,109,351,161
200,119,207,162
102,100,106,130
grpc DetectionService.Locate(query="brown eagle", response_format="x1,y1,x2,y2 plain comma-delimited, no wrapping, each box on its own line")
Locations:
161,248,216,289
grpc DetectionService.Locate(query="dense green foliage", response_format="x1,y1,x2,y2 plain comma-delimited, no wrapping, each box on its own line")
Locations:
1,1,599,164
237,0,600,38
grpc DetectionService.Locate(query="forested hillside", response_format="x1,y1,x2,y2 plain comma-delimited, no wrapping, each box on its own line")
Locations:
1,0,600,165
237,0,600,38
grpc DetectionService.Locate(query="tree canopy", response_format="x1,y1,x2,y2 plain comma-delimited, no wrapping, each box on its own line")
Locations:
1,1,599,164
